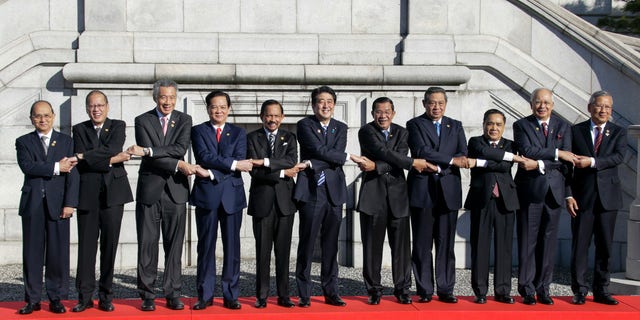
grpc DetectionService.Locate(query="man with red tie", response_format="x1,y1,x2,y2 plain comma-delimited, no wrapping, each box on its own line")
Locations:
566,91,627,305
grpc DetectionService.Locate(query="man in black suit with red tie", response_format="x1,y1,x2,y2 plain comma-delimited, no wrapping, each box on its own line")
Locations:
247,99,299,309
406,87,468,304
566,91,627,306
465,109,536,304
70,90,133,313
294,86,361,308
356,97,434,305
16,100,79,315
127,80,195,312
513,88,575,305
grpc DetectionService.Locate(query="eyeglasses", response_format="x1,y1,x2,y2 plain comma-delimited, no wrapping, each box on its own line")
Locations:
87,104,107,110
31,114,53,120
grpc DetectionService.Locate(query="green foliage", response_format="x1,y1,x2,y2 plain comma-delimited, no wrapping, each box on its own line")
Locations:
597,1,640,35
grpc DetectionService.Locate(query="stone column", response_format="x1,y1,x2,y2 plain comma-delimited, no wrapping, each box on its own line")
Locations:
627,125,640,280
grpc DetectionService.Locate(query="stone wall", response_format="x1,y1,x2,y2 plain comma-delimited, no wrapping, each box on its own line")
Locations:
0,0,638,272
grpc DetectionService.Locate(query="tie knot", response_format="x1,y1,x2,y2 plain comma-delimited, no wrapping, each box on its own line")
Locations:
596,126,602,133
491,142,497,148
322,126,328,135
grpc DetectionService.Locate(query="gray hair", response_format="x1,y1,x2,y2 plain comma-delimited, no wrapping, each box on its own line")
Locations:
530,88,554,104
152,79,179,101
588,90,612,105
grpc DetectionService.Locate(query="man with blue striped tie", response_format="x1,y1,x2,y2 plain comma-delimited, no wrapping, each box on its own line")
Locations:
293,86,362,308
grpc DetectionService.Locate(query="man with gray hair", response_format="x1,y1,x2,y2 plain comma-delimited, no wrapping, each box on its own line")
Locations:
566,90,627,305
513,88,575,305
127,79,196,311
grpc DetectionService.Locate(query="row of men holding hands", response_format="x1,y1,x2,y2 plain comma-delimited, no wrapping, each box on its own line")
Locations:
15,81,625,315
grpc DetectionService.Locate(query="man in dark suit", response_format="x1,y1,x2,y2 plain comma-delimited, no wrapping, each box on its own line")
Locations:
356,97,434,305
566,91,627,306
294,86,361,308
513,88,575,305
465,109,535,304
127,79,195,311
70,90,134,313
247,99,299,309
190,90,252,311
16,100,79,314
406,86,468,304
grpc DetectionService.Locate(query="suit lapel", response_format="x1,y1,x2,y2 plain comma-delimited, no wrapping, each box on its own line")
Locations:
257,130,270,157
97,118,112,144
421,114,440,148
600,122,615,154
579,122,594,156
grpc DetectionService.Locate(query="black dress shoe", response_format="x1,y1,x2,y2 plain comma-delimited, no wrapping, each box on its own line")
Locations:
522,295,536,305
368,294,381,305
192,299,213,310
438,294,458,303
418,295,432,303
223,299,242,310
572,293,586,305
141,299,155,311
166,297,184,310
72,301,94,312
255,298,267,308
277,297,295,308
98,300,115,312
49,300,66,313
396,294,412,304
298,297,311,308
18,302,40,315
324,295,346,306
537,294,554,305
474,295,487,304
495,295,515,304
594,294,619,305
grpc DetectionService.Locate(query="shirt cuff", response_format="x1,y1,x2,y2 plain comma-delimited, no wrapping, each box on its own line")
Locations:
279,170,285,179
54,162,60,175
231,160,238,171
537,160,546,174
148,147,154,157
208,169,215,181
476,159,488,167
554,148,558,161
503,152,514,162
437,165,442,174
590,157,596,168
345,153,350,161
264,158,270,167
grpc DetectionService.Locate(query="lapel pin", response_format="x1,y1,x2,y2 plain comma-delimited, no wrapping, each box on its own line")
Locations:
317,129,321,134
226,132,230,136
446,124,450,128
389,134,393,139
280,136,284,140
331,128,336,134
171,120,175,128
104,128,109,132
605,129,610,136
51,140,56,147
535,127,539,131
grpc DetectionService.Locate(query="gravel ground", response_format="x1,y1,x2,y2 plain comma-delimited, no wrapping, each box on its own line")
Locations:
0,260,575,302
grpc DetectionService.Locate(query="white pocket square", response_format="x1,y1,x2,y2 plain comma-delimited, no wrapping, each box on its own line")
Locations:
283,142,288,146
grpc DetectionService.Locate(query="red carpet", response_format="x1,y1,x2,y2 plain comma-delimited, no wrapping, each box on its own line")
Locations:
1,296,638,320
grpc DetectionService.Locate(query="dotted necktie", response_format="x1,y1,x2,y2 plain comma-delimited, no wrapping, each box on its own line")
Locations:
268,133,275,156
317,126,328,186
594,126,603,155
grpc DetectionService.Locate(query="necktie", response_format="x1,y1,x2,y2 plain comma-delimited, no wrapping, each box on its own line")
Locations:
541,122,548,137
216,127,222,143
95,126,102,138
41,136,48,156
317,126,328,186
435,122,441,137
161,117,168,136
383,129,389,141
268,133,275,156
491,142,500,198
594,126,603,155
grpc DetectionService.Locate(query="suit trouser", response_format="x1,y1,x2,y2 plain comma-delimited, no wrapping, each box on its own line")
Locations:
136,190,186,300
22,198,70,303
253,204,294,300
75,202,124,303
296,184,343,299
360,211,411,296
410,205,458,297
517,193,561,297
470,197,515,297
570,198,617,296
195,206,243,302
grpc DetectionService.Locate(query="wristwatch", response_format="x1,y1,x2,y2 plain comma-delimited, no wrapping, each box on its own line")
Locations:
143,147,150,156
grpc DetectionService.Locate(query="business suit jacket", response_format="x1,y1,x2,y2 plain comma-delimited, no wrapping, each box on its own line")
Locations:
294,116,348,206
513,114,572,206
247,128,297,217
406,114,467,211
464,136,519,212
567,120,626,210
73,118,133,210
17,130,80,219
16,130,79,303
134,109,191,205
190,122,247,213
357,122,412,217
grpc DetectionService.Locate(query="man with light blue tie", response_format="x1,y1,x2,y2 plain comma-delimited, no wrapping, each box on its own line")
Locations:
293,86,361,308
